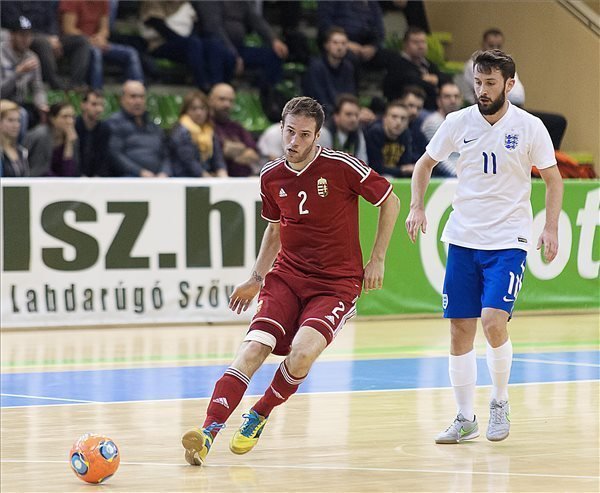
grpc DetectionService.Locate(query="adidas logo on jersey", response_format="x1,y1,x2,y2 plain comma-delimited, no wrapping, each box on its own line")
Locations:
279,188,287,197
212,397,230,409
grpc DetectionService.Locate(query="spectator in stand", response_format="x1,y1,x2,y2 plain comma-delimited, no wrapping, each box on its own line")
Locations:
209,83,261,177
0,15,48,130
317,0,400,77
303,27,357,117
421,82,463,177
398,85,429,159
23,102,80,177
1,1,90,90
106,80,171,177
0,99,29,177
140,1,213,91
76,90,111,177
319,94,368,163
170,90,228,178
194,1,288,89
383,26,450,110
365,100,414,178
462,28,567,149
60,0,144,90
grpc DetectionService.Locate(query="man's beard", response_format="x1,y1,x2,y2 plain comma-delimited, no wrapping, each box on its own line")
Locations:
213,110,229,123
477,91,505,115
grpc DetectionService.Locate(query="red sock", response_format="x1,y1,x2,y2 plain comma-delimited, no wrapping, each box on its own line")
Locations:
253,361,306,417
203,367,249,436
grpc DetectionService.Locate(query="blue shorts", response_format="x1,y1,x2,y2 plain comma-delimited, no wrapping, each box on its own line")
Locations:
443,244,527,319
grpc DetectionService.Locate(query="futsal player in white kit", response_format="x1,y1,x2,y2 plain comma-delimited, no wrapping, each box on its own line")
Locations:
405,49,563,443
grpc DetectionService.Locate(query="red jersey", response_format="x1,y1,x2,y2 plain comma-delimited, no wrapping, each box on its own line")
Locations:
260,146,393,280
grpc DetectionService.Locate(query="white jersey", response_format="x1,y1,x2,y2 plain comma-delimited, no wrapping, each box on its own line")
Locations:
426,102,556,251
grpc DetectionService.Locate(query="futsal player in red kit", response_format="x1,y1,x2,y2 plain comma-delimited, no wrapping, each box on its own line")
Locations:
182,96,400,466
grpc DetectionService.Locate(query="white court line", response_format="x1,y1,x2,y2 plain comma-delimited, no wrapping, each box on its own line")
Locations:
0,458,598,481
512,357,600,368
0,393,96,404
1,379,598,410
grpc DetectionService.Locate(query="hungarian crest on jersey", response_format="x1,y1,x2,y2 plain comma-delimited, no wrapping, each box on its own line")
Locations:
504,133,519,150
317,177,328,197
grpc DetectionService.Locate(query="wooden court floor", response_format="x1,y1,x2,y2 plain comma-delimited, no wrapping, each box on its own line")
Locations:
1,313,599,492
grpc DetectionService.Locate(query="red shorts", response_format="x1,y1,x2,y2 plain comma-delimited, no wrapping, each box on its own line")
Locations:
246,268,362,356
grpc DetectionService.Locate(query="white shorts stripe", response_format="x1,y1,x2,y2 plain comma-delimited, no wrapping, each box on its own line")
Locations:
252,317,286,335
302,317,334,335
333,307,357,336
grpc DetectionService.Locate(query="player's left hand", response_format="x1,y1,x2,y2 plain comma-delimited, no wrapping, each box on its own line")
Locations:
363,258,384,292
228,280,261,314
537,227,559,262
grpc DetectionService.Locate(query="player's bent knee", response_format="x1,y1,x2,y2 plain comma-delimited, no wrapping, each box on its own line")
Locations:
239,340,273,360
286,347,318,375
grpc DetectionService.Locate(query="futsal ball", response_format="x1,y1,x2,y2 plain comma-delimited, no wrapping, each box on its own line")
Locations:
69,433,120,484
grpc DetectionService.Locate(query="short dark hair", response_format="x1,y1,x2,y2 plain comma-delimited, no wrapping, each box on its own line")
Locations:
472,49,516,82
385,99,408,115
483,28,504,41
324,26,347,45
403,26,427,43
281,97,325,132
399,85,426,102
82,89,103,102
334,93,360,114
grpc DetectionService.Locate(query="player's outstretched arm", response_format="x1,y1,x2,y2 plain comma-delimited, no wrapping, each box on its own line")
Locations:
363,192,401,292
405,153,438,243
537,165,564,262
229,222,281,314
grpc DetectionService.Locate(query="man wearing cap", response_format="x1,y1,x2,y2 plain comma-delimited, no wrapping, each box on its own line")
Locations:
0,16,48,130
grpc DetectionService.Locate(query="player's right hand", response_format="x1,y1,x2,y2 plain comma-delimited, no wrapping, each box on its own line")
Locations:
405,207,427,243
228,280,261,314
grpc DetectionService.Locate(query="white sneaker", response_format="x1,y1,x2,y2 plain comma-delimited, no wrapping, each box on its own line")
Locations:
487,399,510,441
435,414,479,444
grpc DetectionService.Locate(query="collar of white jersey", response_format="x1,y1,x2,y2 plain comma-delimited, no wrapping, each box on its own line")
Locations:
475,100,515,128
284,145,322,176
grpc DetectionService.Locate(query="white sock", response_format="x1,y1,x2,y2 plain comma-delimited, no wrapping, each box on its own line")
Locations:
486,339,513,402
449,349,477,421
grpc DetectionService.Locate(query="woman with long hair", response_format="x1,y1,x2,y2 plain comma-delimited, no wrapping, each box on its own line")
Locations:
0,99,29,177
169,90,227,177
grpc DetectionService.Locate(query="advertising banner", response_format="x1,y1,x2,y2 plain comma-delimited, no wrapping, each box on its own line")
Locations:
1,179,598,328
359,180,600,315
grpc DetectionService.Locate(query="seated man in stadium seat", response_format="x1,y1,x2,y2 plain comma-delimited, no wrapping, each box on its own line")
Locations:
1,0,90,90
106,80,171,177
462,28,567,149
209,83,261,177
0,15,48,132
60,0,144,89
398,85,429,159
421,82,463,177
75,89,111,177
302,27,357,117
365,100,414,178
383,27,451,110
319,94,368,163
317,0,401,78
